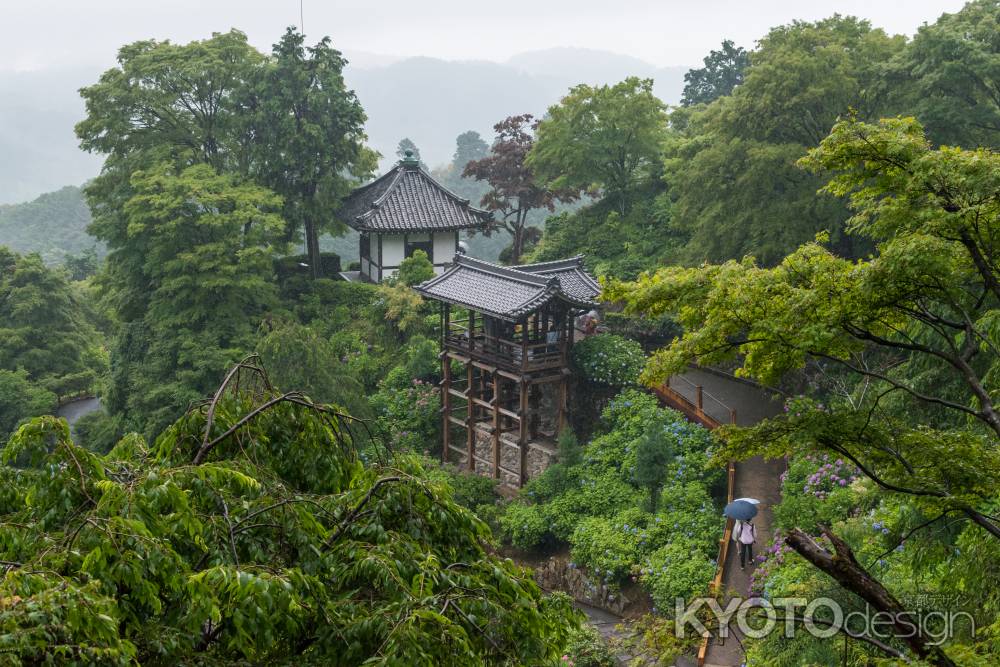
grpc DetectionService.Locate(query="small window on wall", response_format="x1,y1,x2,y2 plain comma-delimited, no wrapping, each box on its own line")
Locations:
405,233,433,261
360,233,370,260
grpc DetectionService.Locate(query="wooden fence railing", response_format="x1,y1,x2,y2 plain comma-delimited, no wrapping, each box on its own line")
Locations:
653,374,737,667
696,459,736,666
653,375,736,429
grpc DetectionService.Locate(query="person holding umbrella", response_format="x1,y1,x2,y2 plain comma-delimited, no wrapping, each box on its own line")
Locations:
734,519,757,570
724,498,760,571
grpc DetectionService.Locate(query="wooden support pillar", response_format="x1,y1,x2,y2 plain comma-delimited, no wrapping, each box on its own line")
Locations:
468,310,475,353
518,377,529,487
520,318,528,372
492,373,501,479
478,366,487,421
557,370,569,435
441,351,450,464
466,363,475,471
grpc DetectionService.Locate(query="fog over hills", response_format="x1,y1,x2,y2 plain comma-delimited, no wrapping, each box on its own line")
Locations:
0,68,105,205
0,48,690,204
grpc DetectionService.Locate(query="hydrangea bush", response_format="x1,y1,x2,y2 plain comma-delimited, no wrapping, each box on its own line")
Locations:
774,452,868,532
571,334,646,386
500,388,724,609
369,366,440,453
639,540,717,611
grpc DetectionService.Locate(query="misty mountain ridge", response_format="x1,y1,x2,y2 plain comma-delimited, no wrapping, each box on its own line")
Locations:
0,47,692,205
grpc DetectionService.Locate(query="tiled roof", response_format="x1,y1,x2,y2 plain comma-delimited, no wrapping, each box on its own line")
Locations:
337,161,491,233
414,254,599,320
518,256,602,302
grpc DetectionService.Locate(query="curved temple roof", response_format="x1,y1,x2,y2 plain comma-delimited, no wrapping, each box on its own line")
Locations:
414,254,600,321
337,158,492,233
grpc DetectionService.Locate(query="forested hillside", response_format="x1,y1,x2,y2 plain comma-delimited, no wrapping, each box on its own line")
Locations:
0,49,689,205
4,2,1000,665
528,7,1000,275
0,185,99,265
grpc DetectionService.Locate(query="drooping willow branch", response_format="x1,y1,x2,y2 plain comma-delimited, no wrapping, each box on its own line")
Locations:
323,476,403,549
192,390,371,465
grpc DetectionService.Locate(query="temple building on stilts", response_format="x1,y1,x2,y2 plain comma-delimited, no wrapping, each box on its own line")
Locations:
414,254,600,492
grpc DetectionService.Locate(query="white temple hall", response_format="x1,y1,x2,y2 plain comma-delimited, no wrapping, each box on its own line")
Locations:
336,150,490,282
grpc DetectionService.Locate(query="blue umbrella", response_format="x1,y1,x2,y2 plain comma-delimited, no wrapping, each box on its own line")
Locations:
723,500,758,520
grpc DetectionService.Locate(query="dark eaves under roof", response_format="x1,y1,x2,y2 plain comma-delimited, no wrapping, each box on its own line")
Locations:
413,254,600,321
517,255,602,303
337,158,492,233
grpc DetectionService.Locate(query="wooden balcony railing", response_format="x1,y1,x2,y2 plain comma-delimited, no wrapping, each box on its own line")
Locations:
444,330,567,372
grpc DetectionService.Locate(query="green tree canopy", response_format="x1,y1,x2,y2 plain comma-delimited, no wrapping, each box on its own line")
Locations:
77,29,375,280
0,247,103,398
888,0,1000,149
681,39,750,106
254,29,377,278
433,130,490,205
76,30,262,174
528,77,667,214
255,319,371,419
104,164,285,435
0,369,56,441
666,16,905,264
0,360,579,664
395,137,424,166
451,130,489,172
606,116,1000,663
396,248,436,286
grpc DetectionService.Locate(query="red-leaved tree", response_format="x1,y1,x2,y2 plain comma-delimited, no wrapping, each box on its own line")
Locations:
463,114,577,264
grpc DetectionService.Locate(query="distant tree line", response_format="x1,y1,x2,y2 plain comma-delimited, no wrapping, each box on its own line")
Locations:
522,2,1000,275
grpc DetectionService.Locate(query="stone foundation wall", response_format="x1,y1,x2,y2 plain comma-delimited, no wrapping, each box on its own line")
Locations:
448,423,560,488
473,427,494,478
526,442,556,480
534,382,560,437
534,556,631,615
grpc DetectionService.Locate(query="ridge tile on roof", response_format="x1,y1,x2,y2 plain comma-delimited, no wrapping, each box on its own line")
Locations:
337,162,491,233
413,253,599,320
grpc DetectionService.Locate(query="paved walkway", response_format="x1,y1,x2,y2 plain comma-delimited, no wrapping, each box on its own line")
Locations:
704,455,785,666
671,370,785,667
56,397,101,441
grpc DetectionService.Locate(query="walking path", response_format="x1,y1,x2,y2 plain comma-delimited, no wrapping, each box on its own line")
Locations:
703,455,785,666
664,370,785,667
56,396,101,442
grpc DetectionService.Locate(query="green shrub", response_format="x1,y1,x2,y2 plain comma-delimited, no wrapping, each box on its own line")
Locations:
401,335,440,381
329,330,387,390
655,483,721,555
570,515,642,581
571,334,645,386
73,410,122,454
564,625,617,667
274,252,341,289
640,540,716,610
774,453,867,533
369,373,440,454
396,249,436,286
557,428,583,467
541,470,644,542
416,458,501,531
600,389,662,435
501,502,550,550
498,386,723,610
445,467,498,510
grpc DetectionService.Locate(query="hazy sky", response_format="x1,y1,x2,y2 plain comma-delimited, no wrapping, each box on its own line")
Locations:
1,0,968,72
